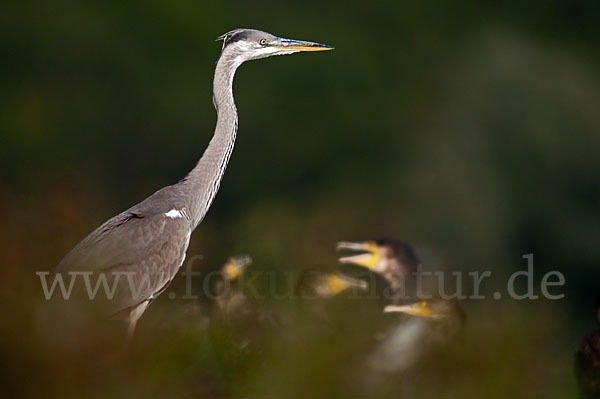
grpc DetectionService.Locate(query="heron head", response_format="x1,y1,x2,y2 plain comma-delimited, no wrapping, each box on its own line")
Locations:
218,28,333,62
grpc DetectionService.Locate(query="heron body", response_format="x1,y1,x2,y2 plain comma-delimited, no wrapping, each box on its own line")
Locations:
54,29,332,339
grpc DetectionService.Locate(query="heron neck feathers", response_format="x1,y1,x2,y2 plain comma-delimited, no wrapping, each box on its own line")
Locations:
183,50,241,229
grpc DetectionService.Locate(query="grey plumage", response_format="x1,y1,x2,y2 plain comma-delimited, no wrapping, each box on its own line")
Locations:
54,29,332,339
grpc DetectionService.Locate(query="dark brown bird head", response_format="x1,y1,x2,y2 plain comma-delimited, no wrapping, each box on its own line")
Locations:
336,239,420,289
336,239,420,273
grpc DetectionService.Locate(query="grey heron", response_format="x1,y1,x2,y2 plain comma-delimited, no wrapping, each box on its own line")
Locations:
575,296,600,399
54,29,333,340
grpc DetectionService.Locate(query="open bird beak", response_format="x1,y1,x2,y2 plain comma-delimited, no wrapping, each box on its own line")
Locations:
271,37,334,52
384,301,439,319
336,241,380,270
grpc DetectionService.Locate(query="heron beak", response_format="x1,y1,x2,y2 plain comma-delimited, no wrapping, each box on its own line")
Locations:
336,241,380,270
384,301,438,319
328,273,368,294
272,38,334,52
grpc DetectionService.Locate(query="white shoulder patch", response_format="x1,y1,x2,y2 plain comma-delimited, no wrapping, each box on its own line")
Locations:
165,209,183,219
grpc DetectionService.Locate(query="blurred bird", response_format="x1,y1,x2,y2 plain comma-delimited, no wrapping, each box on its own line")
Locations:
338,239,465,377
144,256,258,341
52,29,332,340
575,296,600,399
294,266,369,328
214,255,254,319
337,239,421,304
356,298,465,375
212,255,280,350
384,298,466,344
296,267,368,299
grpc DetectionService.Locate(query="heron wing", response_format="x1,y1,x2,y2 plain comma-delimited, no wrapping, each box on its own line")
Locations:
55,209,191,314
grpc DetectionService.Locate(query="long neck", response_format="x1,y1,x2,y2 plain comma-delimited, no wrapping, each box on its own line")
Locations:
183,52,242,229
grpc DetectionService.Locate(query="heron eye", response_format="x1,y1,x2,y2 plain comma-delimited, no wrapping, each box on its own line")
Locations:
259,39,267,45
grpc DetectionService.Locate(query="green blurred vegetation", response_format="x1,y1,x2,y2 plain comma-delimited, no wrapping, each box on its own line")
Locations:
1,0,599,397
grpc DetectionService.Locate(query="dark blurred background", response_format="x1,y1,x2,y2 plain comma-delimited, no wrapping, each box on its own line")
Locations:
1,0,599,397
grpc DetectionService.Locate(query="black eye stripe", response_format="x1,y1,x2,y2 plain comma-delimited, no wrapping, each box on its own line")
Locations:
226,31,251,45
